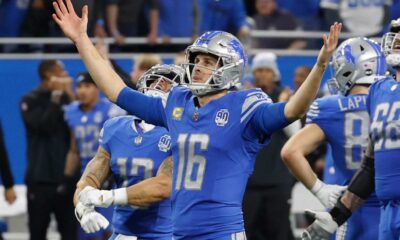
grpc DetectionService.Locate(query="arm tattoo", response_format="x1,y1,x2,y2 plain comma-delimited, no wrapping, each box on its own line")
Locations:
80,146,111,188
157,157,173,177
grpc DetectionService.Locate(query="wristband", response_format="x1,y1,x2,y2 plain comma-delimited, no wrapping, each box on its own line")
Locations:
311,179,324,194
329,200,352,226
112,188,128,205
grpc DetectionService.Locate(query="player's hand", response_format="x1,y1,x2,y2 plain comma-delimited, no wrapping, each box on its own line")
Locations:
52,0,88,44
49,77,66,91
4,187,17,204
79,186,114,208
317,22,342,66
301,209,338,240
311,180,347,208
75,202,109,233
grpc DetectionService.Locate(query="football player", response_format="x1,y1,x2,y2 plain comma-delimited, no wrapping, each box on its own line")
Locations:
301,18,400,240
75,64,184,239
281,37,386,240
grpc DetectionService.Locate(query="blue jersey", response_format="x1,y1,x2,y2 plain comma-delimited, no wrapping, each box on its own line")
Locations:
368,78,400,201
306,94,379,206
116,86,289,239
65,99,124,173
100,116,173,238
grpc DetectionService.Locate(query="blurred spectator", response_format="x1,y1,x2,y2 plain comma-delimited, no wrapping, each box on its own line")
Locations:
158,0,198,51
320,0,392,36
0,121,16,205
0,0,29,52
129,54,162,89
18,0,104,52
276,0,321,30
293,66,312,90
174,51,187,66
243,52,294,240
0,121,15,240
106,0,158,46
20,60,76,240
198,0,250,39
252,0,306,49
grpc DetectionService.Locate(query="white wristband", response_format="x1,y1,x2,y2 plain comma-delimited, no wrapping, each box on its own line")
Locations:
311,179,324,194
113,188,128,205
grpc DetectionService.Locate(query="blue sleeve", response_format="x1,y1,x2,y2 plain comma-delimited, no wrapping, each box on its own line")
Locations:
249,102,289,136
116,87,167,128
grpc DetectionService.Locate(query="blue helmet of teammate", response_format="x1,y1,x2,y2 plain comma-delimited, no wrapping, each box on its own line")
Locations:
327,37,386,95
183,31,247,96
382,18,400,67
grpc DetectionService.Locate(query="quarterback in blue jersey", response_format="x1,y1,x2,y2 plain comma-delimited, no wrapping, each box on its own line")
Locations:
300,19,400,240
281,37,387,240
75,64,184,239
64,73,125,239
52,1,341,238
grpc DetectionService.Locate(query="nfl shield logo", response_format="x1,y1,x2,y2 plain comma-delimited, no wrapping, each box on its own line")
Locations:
215,109,229,126
158,135,171,152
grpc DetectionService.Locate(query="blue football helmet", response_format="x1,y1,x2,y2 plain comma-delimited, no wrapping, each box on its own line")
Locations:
327,37,386,95
382,18,400,67
137,64,184,103
183,31,247,96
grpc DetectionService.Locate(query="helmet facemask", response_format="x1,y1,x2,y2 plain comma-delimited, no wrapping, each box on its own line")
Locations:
382,32,400,67
137,64,184,102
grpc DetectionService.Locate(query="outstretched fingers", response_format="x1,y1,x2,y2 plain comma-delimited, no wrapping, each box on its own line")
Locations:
52,13,62,25
52,1,64,19
57,0,69,15
82,5,88,21
65,0,76,15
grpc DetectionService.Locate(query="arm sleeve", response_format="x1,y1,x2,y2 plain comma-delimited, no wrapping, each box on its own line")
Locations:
116,87,167,127
20,95,66,134
346,137,375,199
0,124,14,188
249,102,289,136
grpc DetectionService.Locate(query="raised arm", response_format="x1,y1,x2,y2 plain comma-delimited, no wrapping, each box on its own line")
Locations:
52,0,125,102
79,156,173,208
284,22,342,121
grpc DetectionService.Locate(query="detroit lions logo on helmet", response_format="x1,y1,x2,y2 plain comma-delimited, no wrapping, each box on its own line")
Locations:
158,135,171,152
